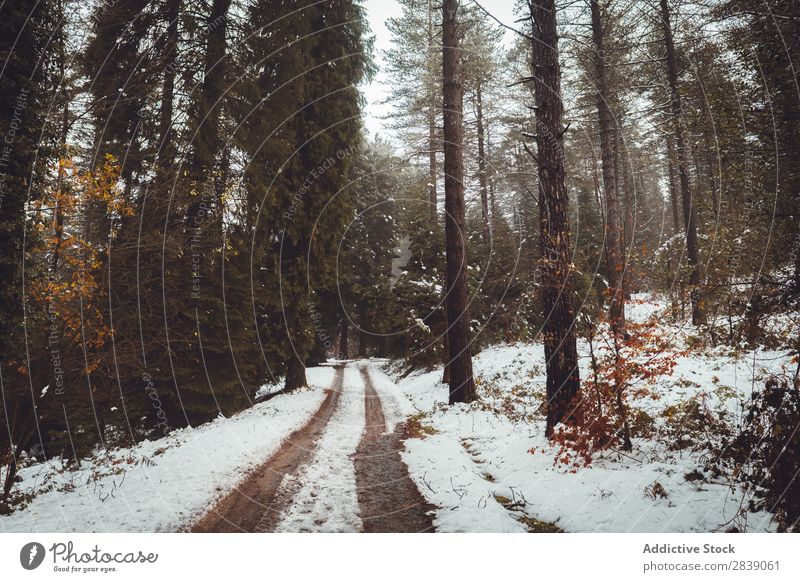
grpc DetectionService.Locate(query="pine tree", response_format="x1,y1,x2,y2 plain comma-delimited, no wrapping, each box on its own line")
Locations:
660,0,704,326
590,0,626,330
442,0,476,404
236,0,370,390
526,0,581,435
0,0,52,497
385,0,442,221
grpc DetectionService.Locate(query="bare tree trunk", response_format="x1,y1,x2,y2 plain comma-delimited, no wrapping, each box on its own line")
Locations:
476,81,490,242
285,357,307,391
429,112,438,222
590,0,625,329
339,314,349,360
661,0,705,326
442,0,476,404
528,0,581,435
488,126,498,217
590,0,630,450
706,152,720,221
2,454,17,502
358,304,369,357
665,135,681,233
621,137,635,298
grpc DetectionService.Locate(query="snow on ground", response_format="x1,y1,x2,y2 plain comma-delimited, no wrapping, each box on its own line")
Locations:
0,366,337,533
2,294,793,533
274,366,366,532
373,294,793,533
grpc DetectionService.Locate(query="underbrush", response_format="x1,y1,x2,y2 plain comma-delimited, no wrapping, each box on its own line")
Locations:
0,445,165,516
474,374,545,423
708,373,800,532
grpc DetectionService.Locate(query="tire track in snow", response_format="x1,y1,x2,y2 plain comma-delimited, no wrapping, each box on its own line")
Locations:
270,365,366,532
354,366,435,532
191,365,345,532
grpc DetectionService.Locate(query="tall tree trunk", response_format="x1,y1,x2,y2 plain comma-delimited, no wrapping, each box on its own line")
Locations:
590,0,630,450
661,0,705,325
358,303,369,357
590,0,625,329
442,0,476,404
529,0,581,436
621,138,635,291
665,135,681,233
157,0,180,165
339,314,349,360
705,152,720,220
429,108,438,222
285,357,307,391
488,126,498,217
186,0,231,229
476,81,490,242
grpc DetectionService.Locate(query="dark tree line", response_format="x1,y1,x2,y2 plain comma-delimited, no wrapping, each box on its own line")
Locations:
0,0,370,494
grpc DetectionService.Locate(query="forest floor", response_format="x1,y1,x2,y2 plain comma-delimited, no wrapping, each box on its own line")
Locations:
0,295,795,533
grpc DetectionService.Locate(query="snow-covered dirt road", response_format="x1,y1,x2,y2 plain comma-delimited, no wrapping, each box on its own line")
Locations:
193,363,434,532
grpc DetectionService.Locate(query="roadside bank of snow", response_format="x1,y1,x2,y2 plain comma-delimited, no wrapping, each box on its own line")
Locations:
0,366,336,532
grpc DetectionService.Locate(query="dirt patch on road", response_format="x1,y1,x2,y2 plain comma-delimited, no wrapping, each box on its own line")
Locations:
354,367,435,532
192,366,344,532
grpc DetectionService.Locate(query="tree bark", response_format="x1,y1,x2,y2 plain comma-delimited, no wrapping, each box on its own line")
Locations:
620,136,635,297
157,0,180,164
339,314,349,360
186,0,231,229
590,0,630,450
476,81,490,242
429,109,438,222
528,0,581,436
442,0,476,404
357,303,369,357
488,127,498,217
665,135,681,233
590,0,625,329
285,357,308,391
661,0,705,326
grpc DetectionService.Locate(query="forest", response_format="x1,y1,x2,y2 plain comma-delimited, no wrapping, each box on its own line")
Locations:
0,0,798,534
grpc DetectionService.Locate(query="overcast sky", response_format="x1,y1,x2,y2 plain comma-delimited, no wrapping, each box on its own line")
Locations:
361,0,519,139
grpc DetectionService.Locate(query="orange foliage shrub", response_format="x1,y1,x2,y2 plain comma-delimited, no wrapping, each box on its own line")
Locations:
29,155,131,371
533,314,686,470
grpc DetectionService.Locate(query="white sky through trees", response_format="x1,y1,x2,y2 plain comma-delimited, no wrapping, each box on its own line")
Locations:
361,0,518,138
